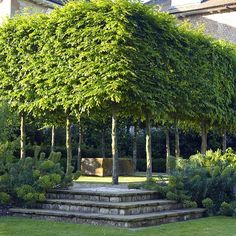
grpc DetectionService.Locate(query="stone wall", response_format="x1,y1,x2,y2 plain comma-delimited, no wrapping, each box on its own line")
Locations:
183,11,236,43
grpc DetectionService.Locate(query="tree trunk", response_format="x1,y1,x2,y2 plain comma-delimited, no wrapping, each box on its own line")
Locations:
20,113,26,159
132,123,138,173
77,121,82,171
201,122,207,155
165,128,170,174
175,125,180,158
125,123,130,156
66,116,72,174
51,125,55,152
112,108,119,185
101,129,106,158
222,130,227,153
146,114,152,179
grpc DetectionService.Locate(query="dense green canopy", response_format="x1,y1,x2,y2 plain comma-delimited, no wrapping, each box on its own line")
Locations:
0,0,235,180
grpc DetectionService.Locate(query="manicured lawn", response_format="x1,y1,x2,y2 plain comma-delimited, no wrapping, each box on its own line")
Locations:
76,173,168,184
0,216,235,236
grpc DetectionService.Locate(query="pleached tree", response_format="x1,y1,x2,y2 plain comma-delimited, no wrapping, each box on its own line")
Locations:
0,0,235,179
0,14,47,158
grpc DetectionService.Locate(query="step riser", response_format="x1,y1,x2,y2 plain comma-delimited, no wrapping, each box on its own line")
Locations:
46,193,159,203
11,211,205,228
38,203,182,215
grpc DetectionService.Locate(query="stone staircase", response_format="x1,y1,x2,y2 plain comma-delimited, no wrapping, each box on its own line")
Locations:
10,187,206,228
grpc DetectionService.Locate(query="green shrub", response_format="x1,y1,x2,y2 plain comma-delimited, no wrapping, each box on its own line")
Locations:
166,156,176,173
202,198,214,210
202,198,214,215
128,183,141,189
220,202,236,217
0,192,10,204
168,149,236,213
0,149,78,206
166,191,178,201
136,149,236,216
183,200,198,208
49,152,62,163
38,193,46,202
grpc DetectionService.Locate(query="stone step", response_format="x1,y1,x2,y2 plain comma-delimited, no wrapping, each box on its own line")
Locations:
9,208,206,228
38,199,182,215
46,188,159,203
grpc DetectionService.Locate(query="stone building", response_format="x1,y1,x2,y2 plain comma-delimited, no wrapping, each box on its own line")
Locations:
0,0,62,24
147,0,236,43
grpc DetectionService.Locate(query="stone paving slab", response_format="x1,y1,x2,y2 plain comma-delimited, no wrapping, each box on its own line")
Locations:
49,187,157,196
72,182,130,190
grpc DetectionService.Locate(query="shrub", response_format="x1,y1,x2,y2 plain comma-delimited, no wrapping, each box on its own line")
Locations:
49,152,62,163
202,198,214,215
0,146,79,206
0,192,10,204
134,149,236,216
202,198,214,210
220,202,236,217
183,200,198,208
166,156,176,173
168,149,236,213
166,191,178,201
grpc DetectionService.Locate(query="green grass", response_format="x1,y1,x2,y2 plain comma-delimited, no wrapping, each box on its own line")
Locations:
76,173,167,184
0,216,235,236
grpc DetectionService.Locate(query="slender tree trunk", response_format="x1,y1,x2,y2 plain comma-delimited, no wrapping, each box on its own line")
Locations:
201,121,207,155
112,108,119,185
165,128,170,174
222,130,227,153
51,125,55,152
20,113,26,159
146,114,152,179
101,128,106,158
132,123,138,173
66,115,72,174
77,121,82,171
175,125,180,158
125,123,130,156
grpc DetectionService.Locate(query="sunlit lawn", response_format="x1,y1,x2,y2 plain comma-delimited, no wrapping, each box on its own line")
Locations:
75,172,168,184
0,216,235,236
